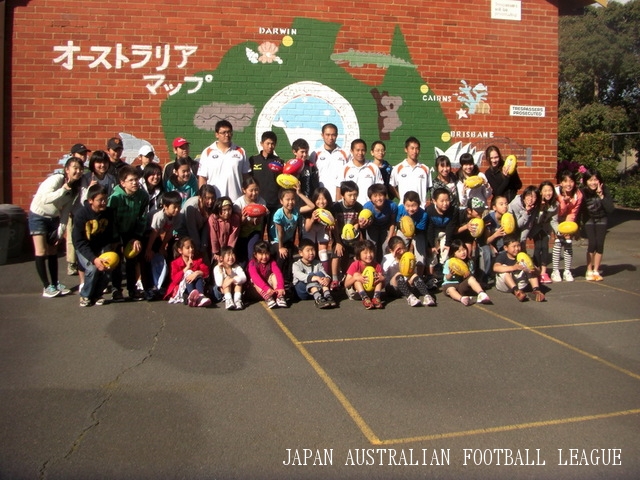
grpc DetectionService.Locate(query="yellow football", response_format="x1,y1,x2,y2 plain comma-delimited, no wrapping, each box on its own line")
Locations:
501,212,516,234
98,251,120,269
315,208,335,227
358,208,373,220
361,266,376,292
557,221,579,236
448,257,470,277
464,175,484,189
276,173,299,189
399,251,416,277
504,154,517,175
341,223,357,241
468,217,485,238
123,239,139,259
516,252,535,271
399,215,415,238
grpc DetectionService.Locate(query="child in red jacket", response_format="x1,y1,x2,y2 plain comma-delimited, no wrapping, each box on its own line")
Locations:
165,236,211,307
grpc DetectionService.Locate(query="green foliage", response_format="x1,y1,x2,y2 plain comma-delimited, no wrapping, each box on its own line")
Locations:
559,1,640,207
610,173,640,209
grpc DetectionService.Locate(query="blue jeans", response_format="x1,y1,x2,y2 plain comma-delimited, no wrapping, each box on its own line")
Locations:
77,251,111,299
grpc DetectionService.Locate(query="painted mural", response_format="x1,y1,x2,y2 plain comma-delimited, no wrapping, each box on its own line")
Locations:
51,17,516,168
160,18,452,163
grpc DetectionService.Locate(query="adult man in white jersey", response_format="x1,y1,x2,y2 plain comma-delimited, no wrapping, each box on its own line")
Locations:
309,123,348,200
197,120,250,201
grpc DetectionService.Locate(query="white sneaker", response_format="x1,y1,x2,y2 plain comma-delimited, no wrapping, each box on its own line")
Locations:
550,270,562,283
234,299,244,310
585,270,595,281
422,294,436,306
406,294,421,307
43,285,61,298
225,297,236,310
477,292,491,304
276,296,288,308
563,270,574,282
266,298,277,309
460,296,472,306
198,295,212,307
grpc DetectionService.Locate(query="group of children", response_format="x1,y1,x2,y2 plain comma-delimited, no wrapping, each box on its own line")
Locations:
30,132,614,311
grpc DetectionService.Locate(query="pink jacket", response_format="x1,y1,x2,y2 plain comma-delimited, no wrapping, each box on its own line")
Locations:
208,212,241,256
556,187,583,222
247,259,284,291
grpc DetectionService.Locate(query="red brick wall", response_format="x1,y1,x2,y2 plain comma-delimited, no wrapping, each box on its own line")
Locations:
7,0,558,208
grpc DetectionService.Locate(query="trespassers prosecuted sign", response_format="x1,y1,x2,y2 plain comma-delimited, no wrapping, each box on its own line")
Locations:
509,105,546,117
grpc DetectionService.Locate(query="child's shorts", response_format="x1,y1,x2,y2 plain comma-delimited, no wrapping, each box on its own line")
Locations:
294,272,330,300
444,278,475,296
496,270,529,293
28,212,60,239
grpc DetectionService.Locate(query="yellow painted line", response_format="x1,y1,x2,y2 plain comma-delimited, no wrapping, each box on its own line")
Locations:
379,409,640,445
593,281,640,297
300,317,640,345
261,302,382,445
475,306,640,381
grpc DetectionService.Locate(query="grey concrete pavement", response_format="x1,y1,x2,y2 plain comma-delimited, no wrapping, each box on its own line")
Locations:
1,209,639,479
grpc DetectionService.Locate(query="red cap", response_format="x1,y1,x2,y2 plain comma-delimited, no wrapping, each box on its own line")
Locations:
172,137,190,148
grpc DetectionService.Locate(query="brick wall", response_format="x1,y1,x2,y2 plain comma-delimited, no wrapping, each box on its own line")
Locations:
6,0,558,208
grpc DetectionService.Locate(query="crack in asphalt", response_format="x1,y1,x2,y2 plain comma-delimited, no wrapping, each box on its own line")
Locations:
39,308,166,480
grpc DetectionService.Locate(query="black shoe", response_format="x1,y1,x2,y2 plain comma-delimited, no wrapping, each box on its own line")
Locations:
112,289,125,302
325,294,337,307
129,290,145,301
315,297,330,309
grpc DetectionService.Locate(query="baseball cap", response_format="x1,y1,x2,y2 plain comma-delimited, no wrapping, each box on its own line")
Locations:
70,143,91,155
172,137,190,148
138,145,154,157
107,137,123,150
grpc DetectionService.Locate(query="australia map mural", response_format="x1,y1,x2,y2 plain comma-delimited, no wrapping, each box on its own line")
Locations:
160,17,452,163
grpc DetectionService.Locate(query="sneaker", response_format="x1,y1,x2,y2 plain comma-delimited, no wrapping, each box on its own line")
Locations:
371,297,384,309
129,290,145,301
362,296,374,309
112,289,125,302
94,297,106,306
67,263,78,276
198,295,212,307
187,290,200,307
477,292,492,304
422,294,436,307
276,296,288,308
460,296,472,306
591,272,603,282
563,270,574,282
325,294,337,307
406,294,421,307
315,297,330,309
234,298,245,310
266,298,277,309
513,289,528,302
426,276,439,290
79,296,92,307
43,285,61,298
528,290,546,302
539,273,552,284
225,297,236,310
56,283,71,296
550,270,562,283
585,270,595,281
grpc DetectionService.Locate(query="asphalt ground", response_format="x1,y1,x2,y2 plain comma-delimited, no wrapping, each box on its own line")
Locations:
1,209,639,479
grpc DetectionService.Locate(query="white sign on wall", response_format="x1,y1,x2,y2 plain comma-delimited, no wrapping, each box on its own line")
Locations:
491,0,521,21
510,105,546,117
